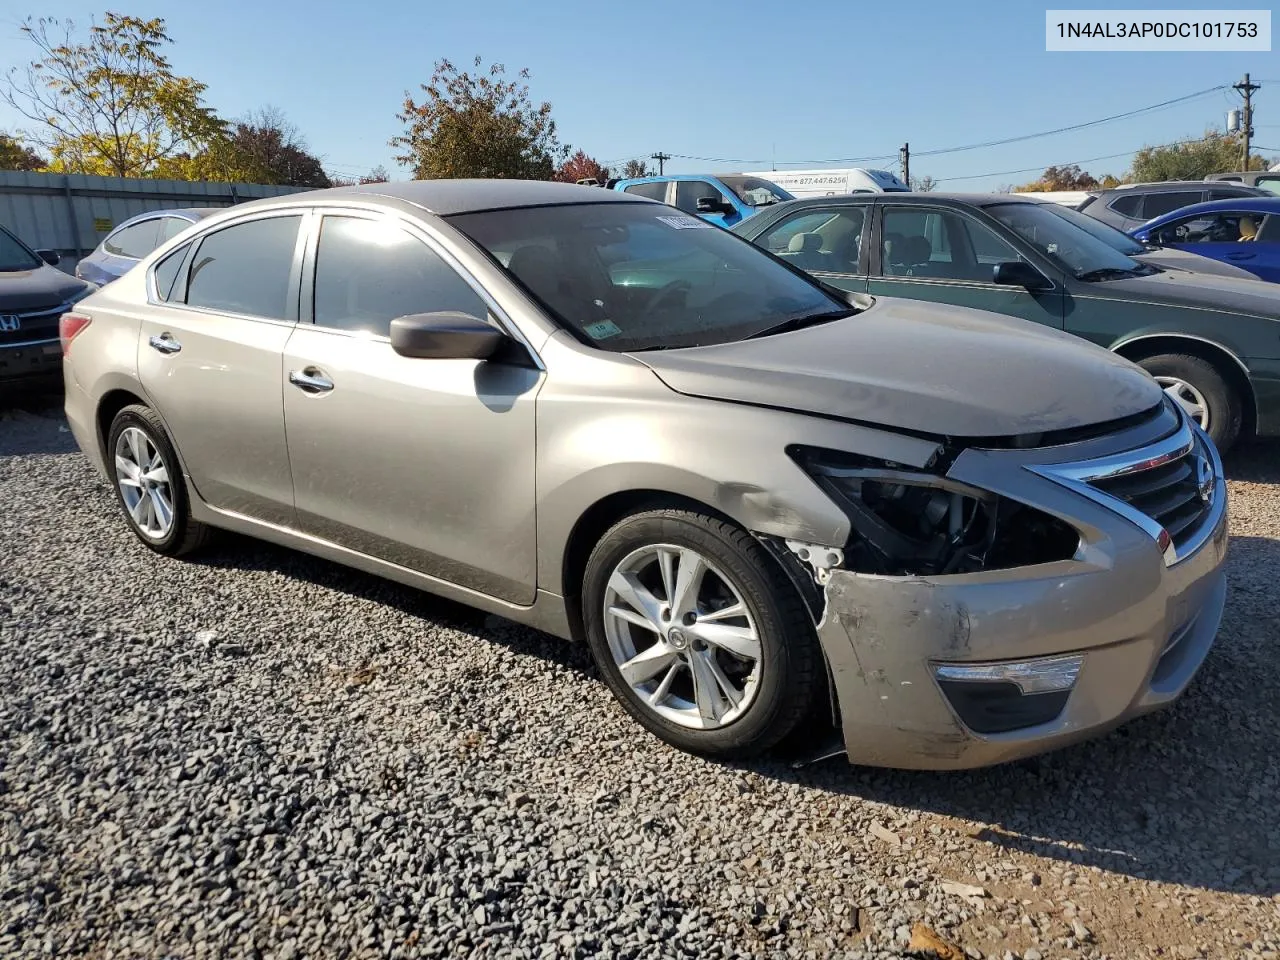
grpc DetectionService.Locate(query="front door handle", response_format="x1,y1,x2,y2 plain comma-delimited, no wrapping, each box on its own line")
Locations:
148,333,182,355
289,368,335,393
1225,251,1256,261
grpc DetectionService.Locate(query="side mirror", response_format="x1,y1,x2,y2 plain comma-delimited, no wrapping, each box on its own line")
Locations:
36,249,60,266
992,260,1051,289
696,196,733,214
389,311,508,360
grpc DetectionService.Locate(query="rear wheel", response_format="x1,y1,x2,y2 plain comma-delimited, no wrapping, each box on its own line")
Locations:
1137,353,1241,453
107,404,211,556
581,508,821,759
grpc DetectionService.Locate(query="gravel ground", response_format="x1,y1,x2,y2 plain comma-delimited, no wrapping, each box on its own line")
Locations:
2,387,1278,960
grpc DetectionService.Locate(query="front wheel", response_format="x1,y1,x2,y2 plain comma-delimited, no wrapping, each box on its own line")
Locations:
581,508,822,760
1137,353,1242,453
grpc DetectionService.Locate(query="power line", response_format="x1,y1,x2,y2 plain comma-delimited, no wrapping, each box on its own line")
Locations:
933,135,1222,183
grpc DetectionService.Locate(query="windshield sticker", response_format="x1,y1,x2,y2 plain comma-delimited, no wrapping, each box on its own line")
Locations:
583,319,623,340
656,214,713,230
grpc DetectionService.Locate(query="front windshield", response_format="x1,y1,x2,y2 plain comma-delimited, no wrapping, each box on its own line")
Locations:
718,176,794,208
0,226,42,272
983,202,1147,279
1039,203,1147,255
448,202,849,352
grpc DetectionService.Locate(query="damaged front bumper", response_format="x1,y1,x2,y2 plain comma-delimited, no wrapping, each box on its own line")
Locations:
811,407,1229,770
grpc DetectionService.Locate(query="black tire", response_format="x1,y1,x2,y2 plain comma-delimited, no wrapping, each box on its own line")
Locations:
106,404,212,557
581,508,822,760
1137,353,1242,453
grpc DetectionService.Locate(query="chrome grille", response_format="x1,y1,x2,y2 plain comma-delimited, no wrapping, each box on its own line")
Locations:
0,303,65,346
1087,446,1211,551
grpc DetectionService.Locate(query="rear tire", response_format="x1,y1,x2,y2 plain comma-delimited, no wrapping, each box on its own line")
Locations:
107,404,211,557
581,508,822,760
1137,353,1241,453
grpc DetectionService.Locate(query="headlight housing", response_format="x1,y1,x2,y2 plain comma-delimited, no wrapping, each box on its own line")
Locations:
791,447,1080,576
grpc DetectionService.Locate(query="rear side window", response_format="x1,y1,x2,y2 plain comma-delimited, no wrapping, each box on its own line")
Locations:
152,244,188,301
104,220,160,258
1108,194,1142,217
1141,191,1201,219
312,216,487,337
623,182,668,201
184,215,301,320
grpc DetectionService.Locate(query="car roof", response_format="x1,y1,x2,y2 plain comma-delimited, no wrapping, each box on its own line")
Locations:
613,174,728,186
247,179,646,215
1102,181,1258,192
753,192,1042,209
117,207,222,228
1142,196,1280,221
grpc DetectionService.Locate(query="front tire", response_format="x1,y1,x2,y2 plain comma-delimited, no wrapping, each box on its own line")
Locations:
107,404,211,556
1137,353,1241,453
581,508,822,760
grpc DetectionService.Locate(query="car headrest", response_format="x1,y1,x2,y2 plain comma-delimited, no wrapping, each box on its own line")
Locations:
788,232,824,254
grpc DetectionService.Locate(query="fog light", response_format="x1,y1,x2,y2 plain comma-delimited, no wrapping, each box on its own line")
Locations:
934,655,1082,734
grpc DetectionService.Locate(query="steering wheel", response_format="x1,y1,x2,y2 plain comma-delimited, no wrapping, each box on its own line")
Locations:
638,280,693,322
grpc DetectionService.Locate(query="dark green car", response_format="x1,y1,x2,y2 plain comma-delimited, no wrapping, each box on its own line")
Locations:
732,192,1280,452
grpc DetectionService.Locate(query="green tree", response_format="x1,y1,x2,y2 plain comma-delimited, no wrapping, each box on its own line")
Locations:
1129,130,1267,182
621,158,651,178
1,13,226,178
1014,164,1103,192
0,131,46,171
391,57,568,180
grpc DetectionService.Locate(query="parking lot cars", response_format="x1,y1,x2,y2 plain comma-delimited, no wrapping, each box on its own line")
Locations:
1076,180,1266,231
733,192,1280,452
62,179,1227,769
0,222,96,383
610,173,792,227
1130,196,1280,283
76,207,220,285
1207,169,1280,194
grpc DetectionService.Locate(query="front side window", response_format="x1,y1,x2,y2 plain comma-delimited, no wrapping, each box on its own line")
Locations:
757,208,864,273
623,182,668,202
312,216,487,336
1157,212,1248,244
674,180,728,214
880,207,1021,281
718,176,794,208
104,220,160,259
448,202,848,352
985,201,1148,280
1141,191,1201,219
0,226,41,272
184,215,301,320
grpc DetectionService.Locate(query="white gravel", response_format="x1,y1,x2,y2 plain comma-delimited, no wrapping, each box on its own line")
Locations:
2,390,1279,960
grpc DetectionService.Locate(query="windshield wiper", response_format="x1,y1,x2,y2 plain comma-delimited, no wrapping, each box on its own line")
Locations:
744,309,855,340
1075,267,1143,282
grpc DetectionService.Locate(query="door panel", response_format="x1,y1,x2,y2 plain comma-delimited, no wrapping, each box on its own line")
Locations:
136,213,304,526
283,329,541,603
868,205,1064,329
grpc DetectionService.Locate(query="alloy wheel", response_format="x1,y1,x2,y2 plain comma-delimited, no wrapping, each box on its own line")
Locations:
114,426,175,540
1155,376,1211,431
602,543,762,729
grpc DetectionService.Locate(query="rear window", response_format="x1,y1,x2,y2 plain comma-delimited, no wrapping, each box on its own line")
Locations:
622,182,667,201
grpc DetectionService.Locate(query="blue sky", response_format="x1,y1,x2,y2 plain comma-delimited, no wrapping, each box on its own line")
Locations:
1,0,1276,189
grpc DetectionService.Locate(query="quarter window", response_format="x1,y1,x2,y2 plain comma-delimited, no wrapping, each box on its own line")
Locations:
104,220,160,259
623,182,668,201
184,215,301,320
152,243,189,301
312,216,487,336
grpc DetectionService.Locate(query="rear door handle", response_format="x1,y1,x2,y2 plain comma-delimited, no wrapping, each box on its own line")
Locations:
289,368,334,393
148,333,182,355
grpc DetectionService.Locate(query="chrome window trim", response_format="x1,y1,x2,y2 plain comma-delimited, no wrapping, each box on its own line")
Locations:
1026,405,1225,567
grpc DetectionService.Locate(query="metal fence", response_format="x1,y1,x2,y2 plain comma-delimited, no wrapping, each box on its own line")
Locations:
0,171,312,274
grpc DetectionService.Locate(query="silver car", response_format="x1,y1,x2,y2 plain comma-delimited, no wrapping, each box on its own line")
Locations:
60,180,1229,769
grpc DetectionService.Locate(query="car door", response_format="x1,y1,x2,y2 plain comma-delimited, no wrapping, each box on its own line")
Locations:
749,206,870,293
867,203,1065,329
283,210,540,605
136,210,304,527
1149,210,1280,281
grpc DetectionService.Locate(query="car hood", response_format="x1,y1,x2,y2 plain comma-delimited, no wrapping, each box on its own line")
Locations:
1135,248,1260,281
628,297,1161,437
0,263,90,311
1090,266,1280,318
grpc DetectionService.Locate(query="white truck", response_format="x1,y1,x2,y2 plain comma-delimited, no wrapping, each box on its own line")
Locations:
738,167,910,198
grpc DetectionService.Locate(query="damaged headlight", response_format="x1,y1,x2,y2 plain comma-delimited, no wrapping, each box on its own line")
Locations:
791,448,1080,576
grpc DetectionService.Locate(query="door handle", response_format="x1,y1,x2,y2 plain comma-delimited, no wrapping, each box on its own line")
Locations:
148,333,182,355
1225,251,1256,261
288,368,335,393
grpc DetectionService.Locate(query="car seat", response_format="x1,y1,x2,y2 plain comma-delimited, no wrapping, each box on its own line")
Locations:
1238,215,1259,241
782,233,841,273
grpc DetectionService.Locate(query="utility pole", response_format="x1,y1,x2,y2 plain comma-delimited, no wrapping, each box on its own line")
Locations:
899,143,910,188
651,151,671,175
1234,74,1261,170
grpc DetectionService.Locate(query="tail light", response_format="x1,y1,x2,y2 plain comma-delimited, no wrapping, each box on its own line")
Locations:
59,312,91,356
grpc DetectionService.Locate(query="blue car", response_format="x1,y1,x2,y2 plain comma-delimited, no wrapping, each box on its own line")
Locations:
611,174,793,228
76,207,220,285
1130,196,1280,283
